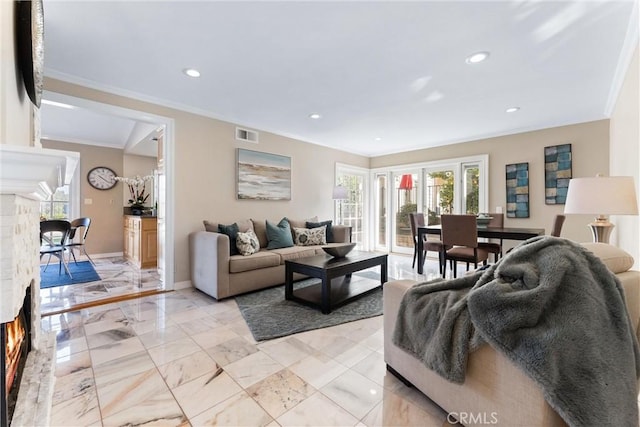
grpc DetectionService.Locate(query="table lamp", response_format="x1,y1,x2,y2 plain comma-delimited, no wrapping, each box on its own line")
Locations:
563,175,638,243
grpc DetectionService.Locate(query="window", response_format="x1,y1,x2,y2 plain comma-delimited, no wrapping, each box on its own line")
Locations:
40,185,70,220
371,155,488,253
462,163,480,214
425,168,454,225
336,164,369,249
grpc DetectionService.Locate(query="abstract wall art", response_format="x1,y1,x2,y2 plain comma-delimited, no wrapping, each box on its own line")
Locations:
544,143,572,204
506,162,529,218
237,149,291,200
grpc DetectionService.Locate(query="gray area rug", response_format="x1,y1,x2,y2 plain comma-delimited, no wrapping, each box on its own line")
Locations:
236,271,387,341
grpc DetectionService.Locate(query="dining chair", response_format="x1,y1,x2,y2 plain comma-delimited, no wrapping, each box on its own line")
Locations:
440,214,489,278
478,213,504,262
551,214,566,237
409,212,444,274
40,219,73,277
66,217,95,266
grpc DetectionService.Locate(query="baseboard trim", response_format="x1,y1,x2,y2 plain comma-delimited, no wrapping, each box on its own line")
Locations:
174,280,192,290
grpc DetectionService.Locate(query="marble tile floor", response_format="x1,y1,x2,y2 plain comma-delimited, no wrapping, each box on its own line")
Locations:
41,253,462,426
40,257,163,316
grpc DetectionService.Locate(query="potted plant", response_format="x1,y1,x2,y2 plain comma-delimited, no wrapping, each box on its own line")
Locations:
114,175,153,215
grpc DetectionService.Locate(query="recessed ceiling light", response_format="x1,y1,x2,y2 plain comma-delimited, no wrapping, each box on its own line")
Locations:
41,99,75,109
374,137,382,141
183,68,200,78
465,51,490,64
506,107,520,113
309,113,322,119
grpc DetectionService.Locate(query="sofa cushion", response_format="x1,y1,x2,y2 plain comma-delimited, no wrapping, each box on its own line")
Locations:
217,223,240,256
270,246,319,263
229,250,281,273
236,229,260,256
306,220,334,242
293,226,327,246
203,219,253,233
266,218,295,249
581,242,634,273
251,219,268,248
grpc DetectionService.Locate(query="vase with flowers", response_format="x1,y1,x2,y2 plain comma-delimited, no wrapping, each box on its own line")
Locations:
114,174,153,215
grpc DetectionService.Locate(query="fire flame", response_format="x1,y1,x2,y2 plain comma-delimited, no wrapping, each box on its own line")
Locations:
5,315,26,392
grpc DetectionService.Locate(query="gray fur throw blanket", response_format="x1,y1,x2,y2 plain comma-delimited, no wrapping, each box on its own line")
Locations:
393,236,640,426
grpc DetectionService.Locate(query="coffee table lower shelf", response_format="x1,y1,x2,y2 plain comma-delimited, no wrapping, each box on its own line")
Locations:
288,275,380,313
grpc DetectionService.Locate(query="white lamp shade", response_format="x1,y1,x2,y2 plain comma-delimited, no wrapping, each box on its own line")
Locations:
564,176,639,215
332,185,348,200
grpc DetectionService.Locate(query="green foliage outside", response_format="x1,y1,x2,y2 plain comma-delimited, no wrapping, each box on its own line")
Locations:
465,167,479,214
396,203,417,231
425,168,479,223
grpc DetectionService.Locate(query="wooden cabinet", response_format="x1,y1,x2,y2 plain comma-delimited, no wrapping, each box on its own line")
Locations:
123,215,157,269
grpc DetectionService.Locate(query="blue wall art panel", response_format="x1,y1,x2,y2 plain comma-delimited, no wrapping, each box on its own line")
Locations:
544,143,572,204
506,162,529,218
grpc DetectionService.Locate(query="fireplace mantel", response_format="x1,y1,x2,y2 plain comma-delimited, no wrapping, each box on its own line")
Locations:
0,144,79,324
0,145,79,200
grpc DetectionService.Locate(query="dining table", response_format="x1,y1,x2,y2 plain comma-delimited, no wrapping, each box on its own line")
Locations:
416,224,546,274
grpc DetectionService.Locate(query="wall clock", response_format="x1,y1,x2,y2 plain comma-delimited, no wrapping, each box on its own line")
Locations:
16,0,44,108
87,166,117,190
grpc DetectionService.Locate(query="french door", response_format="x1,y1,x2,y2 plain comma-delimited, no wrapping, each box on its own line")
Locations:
372,155,488,254
336,164,369,249
391,170,421,254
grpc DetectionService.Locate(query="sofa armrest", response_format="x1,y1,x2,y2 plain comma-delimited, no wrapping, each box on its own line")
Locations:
189,231,230,299
332,225,352,243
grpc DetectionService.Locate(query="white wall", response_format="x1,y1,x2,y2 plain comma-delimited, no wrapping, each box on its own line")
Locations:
610,43,640,268
0,1,33,147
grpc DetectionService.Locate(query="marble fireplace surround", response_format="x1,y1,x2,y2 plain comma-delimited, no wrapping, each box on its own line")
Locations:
0,144,78,425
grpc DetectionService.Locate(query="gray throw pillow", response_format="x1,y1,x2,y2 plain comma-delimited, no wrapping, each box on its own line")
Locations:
266,218,294,249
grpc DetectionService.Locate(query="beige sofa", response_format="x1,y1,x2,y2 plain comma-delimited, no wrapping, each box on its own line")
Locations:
384,243,640,426
189,218,351,299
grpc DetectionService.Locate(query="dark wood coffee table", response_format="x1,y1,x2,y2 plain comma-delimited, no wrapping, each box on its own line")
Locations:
285,251,388,314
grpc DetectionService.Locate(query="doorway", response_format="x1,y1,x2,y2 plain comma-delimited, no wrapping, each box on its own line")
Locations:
38,91,175,314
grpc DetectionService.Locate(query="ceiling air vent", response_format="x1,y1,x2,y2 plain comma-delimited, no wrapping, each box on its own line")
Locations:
235,127,259,143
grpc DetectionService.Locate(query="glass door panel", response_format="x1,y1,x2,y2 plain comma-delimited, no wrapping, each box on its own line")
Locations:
336,173,365,248
423,168,455,225
463,164,480,214
374,173,387,250
392,171,419,254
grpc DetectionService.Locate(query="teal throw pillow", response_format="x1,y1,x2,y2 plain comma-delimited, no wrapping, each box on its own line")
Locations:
218,223,240,256
307,220,334,242
266,218,294,249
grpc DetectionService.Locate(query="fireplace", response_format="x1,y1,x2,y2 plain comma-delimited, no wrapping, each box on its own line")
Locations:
1,285,31,427
0,145,79,426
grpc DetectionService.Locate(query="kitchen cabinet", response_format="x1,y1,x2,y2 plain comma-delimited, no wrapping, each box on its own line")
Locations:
123,215,157,268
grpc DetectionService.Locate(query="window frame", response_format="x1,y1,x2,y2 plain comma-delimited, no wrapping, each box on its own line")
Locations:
370,154,488,252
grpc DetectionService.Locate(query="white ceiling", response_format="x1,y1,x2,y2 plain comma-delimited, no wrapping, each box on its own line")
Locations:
40,1,638,157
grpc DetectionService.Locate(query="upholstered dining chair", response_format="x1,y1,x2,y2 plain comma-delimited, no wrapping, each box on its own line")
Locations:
40,219,73,277
440,214,489,278
65,217,95,266
478,213,504,262
551,214,566,237
409,212,444,274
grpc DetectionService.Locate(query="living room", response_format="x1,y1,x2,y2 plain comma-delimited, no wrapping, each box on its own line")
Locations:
1,1,639,426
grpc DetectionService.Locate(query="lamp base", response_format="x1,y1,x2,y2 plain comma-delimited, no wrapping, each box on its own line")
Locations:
588,220,614,244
